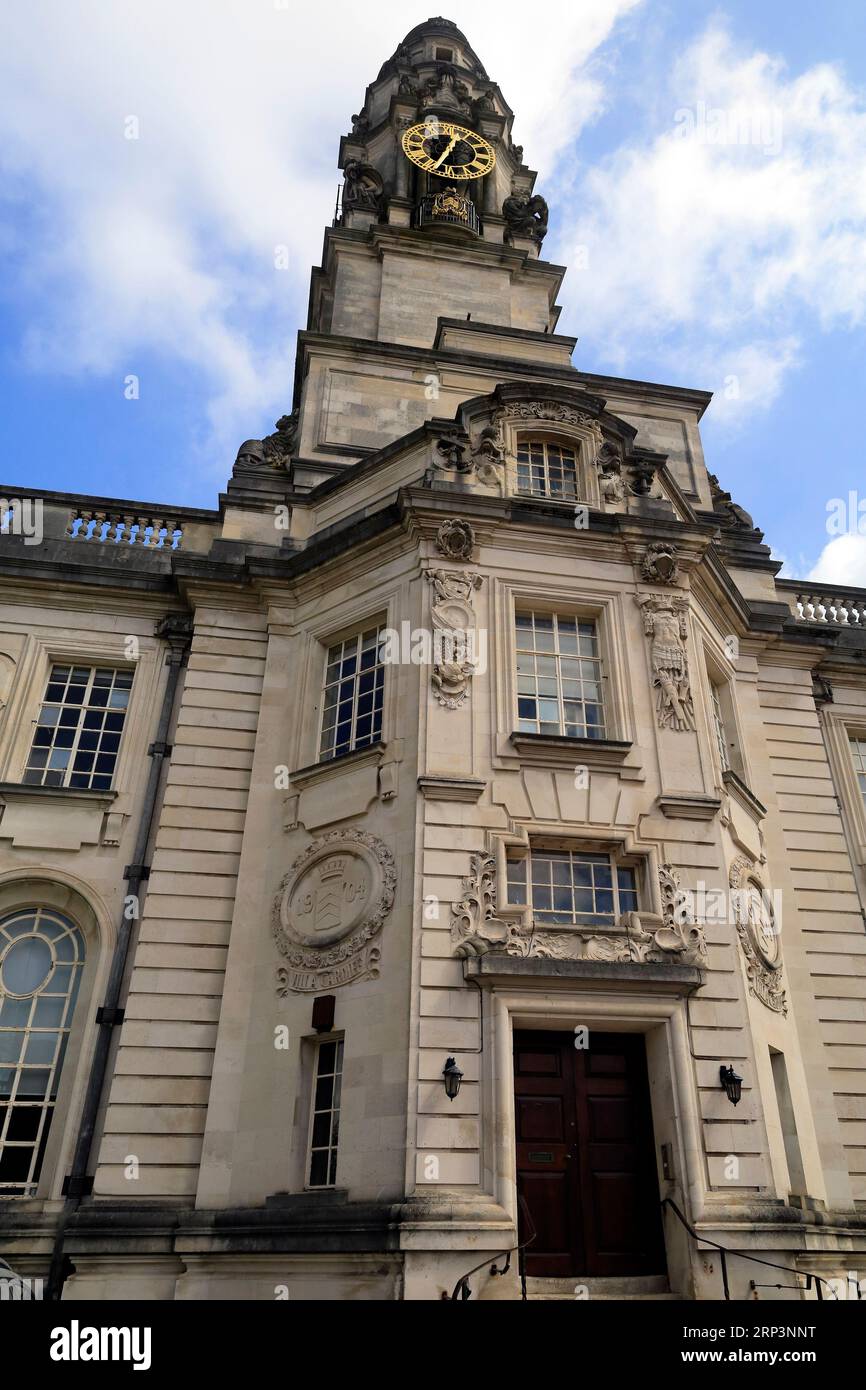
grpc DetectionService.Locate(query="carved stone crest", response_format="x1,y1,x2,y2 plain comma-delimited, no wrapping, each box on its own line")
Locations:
637,595,696,732
729,856,787,1014
436,519,476,562
642,542,680,585
273,831,396,994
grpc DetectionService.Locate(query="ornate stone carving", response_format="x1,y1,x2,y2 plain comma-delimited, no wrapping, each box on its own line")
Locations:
597,442,625,503
234,439,266,472
503,189,549,245
505,402,602,443
642,542,680,585
451,856,706,966
709,474,755,530
262,411,299,467
234,410,298,472
434,434,471,472
350,111,370,139
637,595,696,732
471,422,507,484
342,159,383,214
729,856,787,1014
451,854,519,957
273,831,396,994
427,568,483,709
436,519,476,562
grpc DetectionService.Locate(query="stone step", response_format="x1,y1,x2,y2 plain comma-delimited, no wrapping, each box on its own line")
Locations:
525,1274,679,1301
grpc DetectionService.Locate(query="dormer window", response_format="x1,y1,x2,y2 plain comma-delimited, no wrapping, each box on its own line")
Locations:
436,47,454,61
516,439,579,502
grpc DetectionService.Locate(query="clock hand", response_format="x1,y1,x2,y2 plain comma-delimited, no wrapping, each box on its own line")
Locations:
430,136,458,171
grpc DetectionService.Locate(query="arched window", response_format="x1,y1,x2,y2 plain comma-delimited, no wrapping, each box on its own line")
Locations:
0,910,85,1197
516,438,579,501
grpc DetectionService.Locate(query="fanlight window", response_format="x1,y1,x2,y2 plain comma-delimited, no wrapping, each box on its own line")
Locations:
516,439,579,501
0,910,85,1197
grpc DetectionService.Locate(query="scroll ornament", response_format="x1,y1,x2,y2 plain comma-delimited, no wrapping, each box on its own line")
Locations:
427,568,482,710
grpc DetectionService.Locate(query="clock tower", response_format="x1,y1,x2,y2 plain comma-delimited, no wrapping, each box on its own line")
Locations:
269,16,562,488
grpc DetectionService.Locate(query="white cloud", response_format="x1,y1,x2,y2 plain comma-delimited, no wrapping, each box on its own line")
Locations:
559,23,866,421
0,0,640,478
807,535,866,589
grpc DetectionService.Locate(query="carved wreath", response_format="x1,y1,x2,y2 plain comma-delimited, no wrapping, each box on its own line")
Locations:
272,830,396,973
729,855,787,1014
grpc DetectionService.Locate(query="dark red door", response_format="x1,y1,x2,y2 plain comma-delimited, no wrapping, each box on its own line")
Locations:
514,1031,666,1278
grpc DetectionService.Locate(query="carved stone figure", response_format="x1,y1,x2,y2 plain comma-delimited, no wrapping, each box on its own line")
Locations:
637,595,696,732
597,442,625,503
397,72,419,97
350,111,370,138
436,519,476,562
342,160,383,213
234,439,266,472
261,411,299,466
709,473,755,530
471,423,507,484
502,188,548,244
511,144,524,165
273,830,396,994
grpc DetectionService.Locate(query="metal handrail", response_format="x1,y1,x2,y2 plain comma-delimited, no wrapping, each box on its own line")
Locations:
660,1197,853,1301
447,1197,537,1301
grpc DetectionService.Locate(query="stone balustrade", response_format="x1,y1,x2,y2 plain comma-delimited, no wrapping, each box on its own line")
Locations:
67,511,183,550
786,586,866,627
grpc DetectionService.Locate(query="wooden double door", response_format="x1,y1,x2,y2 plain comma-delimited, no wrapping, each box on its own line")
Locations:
514,1030,666,1278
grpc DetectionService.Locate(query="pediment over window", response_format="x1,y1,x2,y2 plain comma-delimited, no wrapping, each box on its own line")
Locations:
421,383,696,519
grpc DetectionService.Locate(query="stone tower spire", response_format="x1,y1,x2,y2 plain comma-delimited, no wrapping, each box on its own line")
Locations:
337,17,548,253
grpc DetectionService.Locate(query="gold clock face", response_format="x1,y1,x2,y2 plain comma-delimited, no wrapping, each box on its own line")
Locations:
402,121,496,181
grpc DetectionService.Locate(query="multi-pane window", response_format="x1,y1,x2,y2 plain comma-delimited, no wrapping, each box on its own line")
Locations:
319,627,385,763
516,612,606,739
24,665,133,791
308,1039,343,1190
0,909,85,1197
711,684,731,773
851,737,866,812
516,440,579,501
507,850,639,928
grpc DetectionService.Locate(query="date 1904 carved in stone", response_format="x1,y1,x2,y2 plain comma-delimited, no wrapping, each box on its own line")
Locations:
273,830,396,994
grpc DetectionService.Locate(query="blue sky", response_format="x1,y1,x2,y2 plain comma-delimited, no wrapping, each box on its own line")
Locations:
1,1,864,584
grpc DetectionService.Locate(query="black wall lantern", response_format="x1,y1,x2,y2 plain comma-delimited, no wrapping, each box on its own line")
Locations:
720,1065,743,1106
442,1058,464,1102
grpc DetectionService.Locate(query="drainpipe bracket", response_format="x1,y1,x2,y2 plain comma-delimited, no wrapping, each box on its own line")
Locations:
62,1174,94,1199
96,1006,126,1028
